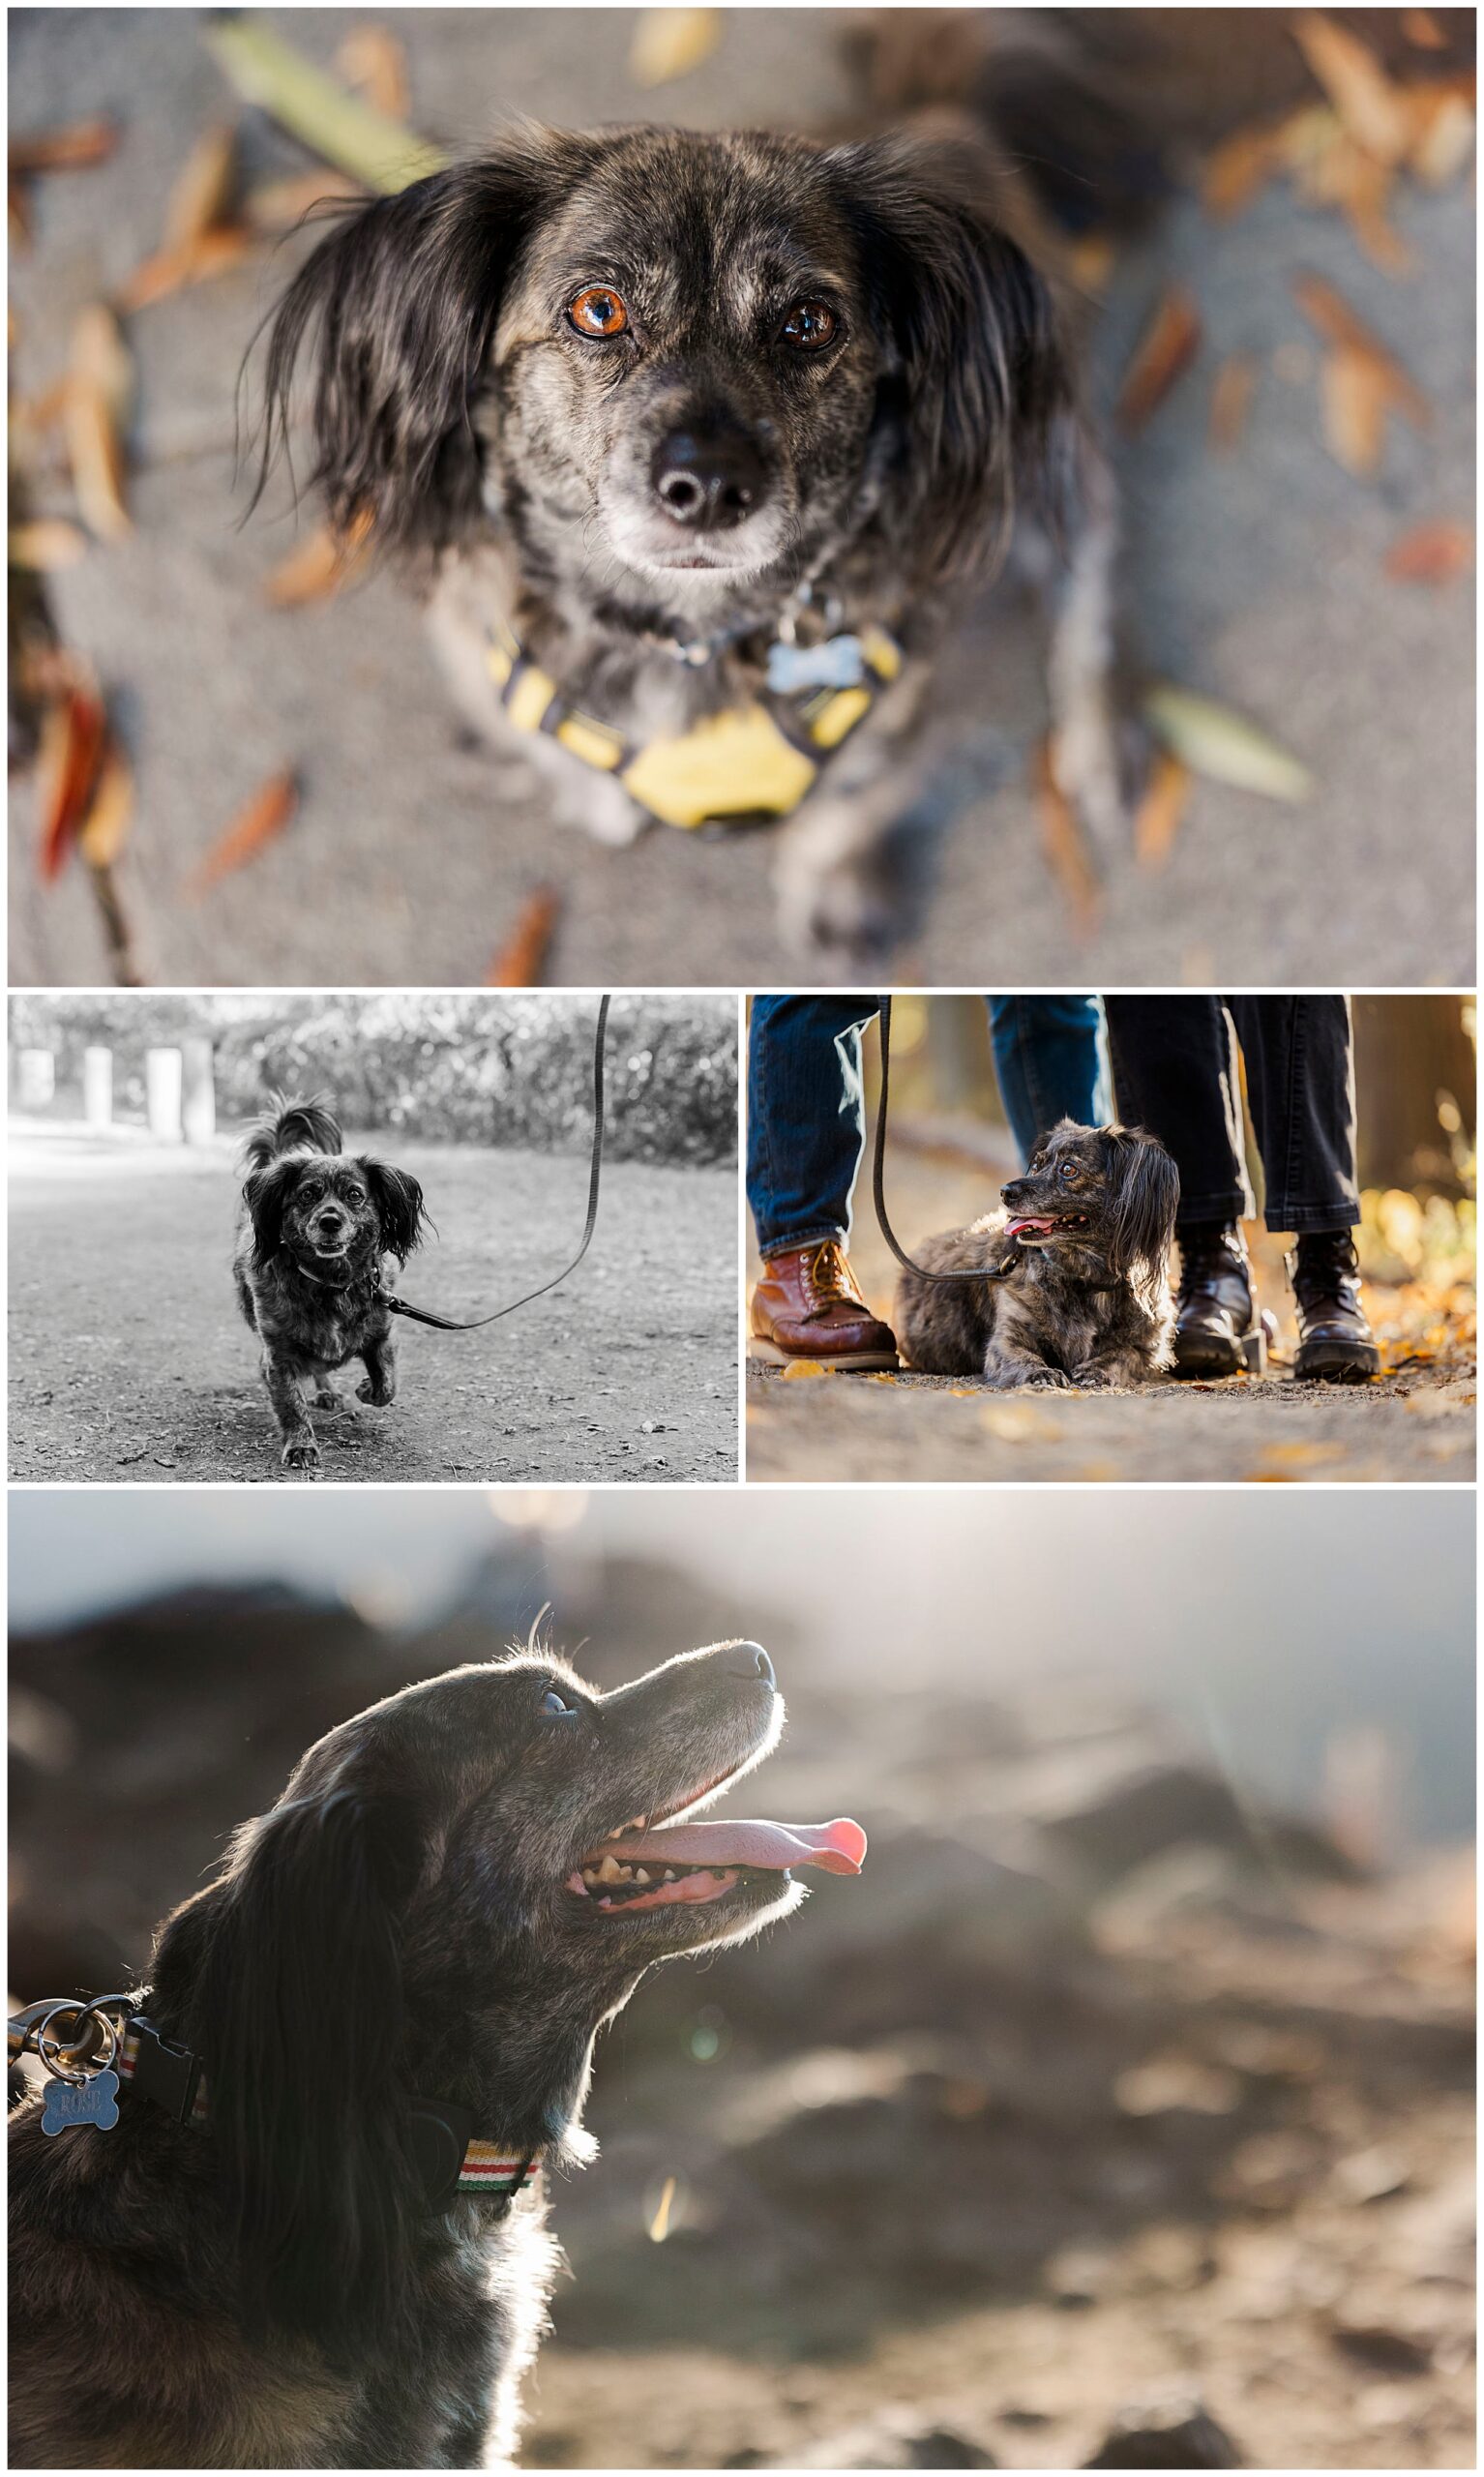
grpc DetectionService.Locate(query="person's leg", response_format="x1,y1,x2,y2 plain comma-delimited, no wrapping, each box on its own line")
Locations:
1226,997,1378,1381
1104,998,1263,1377
747,997,877,1255
747,997,900,1369
986,997,1112,1162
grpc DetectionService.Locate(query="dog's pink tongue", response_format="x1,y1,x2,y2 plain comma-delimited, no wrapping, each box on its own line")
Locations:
1006,1215,1054,1238
613,1818,867,1875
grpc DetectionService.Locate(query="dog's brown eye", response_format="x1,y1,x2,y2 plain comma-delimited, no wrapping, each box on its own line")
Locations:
568,285,629,339
1059,1161,1080,1183
781,299,838,352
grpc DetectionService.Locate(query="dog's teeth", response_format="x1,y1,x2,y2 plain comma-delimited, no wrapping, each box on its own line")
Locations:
634,1868,651,1885
596,1854,626,1884
663,1868,676,1881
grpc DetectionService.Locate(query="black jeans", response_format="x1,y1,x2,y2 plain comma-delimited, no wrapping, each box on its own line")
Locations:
1104,997,1360,1236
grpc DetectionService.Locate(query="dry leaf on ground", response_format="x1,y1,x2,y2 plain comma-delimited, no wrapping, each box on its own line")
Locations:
485,886,562,986
163,122,238,250
1403,10,1447,47
8,520,88,570
1209,354,1258,451
36,679,108,880
1133,752,1193,871
265,508,374,607
1322,344,1391,475
63,305,133,538
1143,685,1313,803
1293,274,1432,424
117,225,255,313
1115,284,1202,432
187,770,298,897
77,743,134,869
336,27,410,119
1201,127,1280,219
628,9,723,87
246,168,369,230
1409,88,1475,185
9,117,119,176
1384,521,1474,583
779,1360,832,1382
1035,739,1100,935
1293,13,1417,165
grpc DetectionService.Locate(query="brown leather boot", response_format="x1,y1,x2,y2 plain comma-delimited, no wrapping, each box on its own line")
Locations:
750,1241,900,1370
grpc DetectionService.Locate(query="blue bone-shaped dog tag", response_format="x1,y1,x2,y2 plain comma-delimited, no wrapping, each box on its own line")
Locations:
41,2068,119,2135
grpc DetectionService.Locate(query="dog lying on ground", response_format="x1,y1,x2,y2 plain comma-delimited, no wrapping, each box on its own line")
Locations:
233,1096,430,1475
896,1118,1178,1387
256,97,1123,962
9,1643,865,2468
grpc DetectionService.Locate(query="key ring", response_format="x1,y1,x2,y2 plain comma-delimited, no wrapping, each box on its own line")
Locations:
31,1999,125,2086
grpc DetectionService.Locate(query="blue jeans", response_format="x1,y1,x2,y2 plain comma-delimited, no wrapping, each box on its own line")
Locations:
748,996,1111,1256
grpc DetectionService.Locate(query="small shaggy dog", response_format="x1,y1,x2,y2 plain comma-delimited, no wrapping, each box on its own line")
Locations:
9,1643,865,2468
896,1119,1179,1388
256,104,1122,960
233,1096,430,1474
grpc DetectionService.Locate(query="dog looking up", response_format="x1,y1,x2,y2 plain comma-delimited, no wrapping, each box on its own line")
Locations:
255,112,1123,961
8,1645,865,2469
896,1118,1178,1387
233,1095,429,1476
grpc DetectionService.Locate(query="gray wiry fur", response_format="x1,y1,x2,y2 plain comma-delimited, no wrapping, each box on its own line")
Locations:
256,118,1127,962
9,1645,803,2468
897,1119,1178,1388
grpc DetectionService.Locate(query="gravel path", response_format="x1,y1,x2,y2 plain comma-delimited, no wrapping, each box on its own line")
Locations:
9,1128,738,1481
8,9,1474,986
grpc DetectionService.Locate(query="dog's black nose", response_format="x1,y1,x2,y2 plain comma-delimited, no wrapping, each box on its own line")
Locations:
652,428,767,530
721,1641,775,1686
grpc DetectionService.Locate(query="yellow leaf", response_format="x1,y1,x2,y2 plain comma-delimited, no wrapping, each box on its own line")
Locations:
265,508,373,607
1143,685,1313,803
1292,13,1417,166
1322,343,1390,477
779,1359,832,1381
1134,751,1193,872
8,519,88,570
628,8,723,87
163,122,237,252
78,744,134,869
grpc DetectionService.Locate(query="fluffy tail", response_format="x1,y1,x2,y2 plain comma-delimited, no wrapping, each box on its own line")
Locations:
239,1092,342,1173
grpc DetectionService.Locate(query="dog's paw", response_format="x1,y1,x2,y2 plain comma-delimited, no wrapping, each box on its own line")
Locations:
356,1379,394,1408
989,1366,1072,1391
1070,1364,1114,1389
282,1439,321,1476
312,1388,350,1412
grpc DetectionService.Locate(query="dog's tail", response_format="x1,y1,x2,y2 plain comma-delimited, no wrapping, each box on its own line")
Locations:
239,1091,342,1172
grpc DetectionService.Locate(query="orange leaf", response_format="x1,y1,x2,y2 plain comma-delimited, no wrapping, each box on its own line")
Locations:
9,117,119,176
78,743,134,869
1409,88,1476,186
1036,739,1100,937
1115,284,1202,433
1292,12,1416,165
485,886,562,986
1208,353,1258,451
1385,521,1474,583
1134,752,1193,873
8,519,88,570
36,681,108,881
779,1359,832,1381
1201,127,1279,219
163,122,237,251
1322,345,1391,476
116,225,254,312
246,168,367,231
187,770,298,897
265,508,373,607
63,304,133,539
1292,273,1432,427
336,27,409,120
1403,11,1447,47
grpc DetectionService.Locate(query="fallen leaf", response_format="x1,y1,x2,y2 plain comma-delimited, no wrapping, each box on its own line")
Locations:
336,26,409,120
265,507,373,606
187,770,298,897
1293,13,1416,166
205,18,445,195
946,1386,980,1397
1385,521,1474,583
1201,127,1279,219
9,117,119,176
78,743,134,869
1403,10,1447,47
1304,135,1414,272
980,1402,1059,1442
1208,353,1258,451
8,519,88,570
1067,234,1116,293
245,167,368,230
63,304,133,539
779,1359,832,1381
1322,343,1391,475
485,885,562,986
1134,751,1193,871
1292,274,1432,427
862,1371,899,1385
1035,739,1100,935
1143,685,1314,802
36,679,108,881
1115,284,1202,432
116,225,255,312
163,121,237,251
1409,88,1476,185
628,8,724,87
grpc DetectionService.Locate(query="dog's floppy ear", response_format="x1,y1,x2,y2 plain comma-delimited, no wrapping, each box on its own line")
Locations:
242,1155,305,1268
170,1785,421,2355
255,133,583,553
1105,1127,1180,1292
826,133,1072,585
359,1159,430,1263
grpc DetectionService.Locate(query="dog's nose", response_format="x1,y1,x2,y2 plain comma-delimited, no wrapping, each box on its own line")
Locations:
651,428,767,530
721,1641,775,1687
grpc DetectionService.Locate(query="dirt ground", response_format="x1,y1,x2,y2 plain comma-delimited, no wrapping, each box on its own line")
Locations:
746,1148,1476,1484
7,9,1475,987
8,1122,737,1481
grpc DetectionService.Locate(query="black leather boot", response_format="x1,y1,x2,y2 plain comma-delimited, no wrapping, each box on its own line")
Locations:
1290,1231,1380,1383
1172,1224,1267,1377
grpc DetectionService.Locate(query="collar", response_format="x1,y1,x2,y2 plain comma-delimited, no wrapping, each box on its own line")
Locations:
485,612,904,833
282,1251,370,1296
110,2016,538,2210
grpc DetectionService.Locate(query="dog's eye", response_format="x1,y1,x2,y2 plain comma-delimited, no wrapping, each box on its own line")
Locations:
567,286,629,340
781,299,838,352
1059,1161,1080,1184
541,1687,577,1717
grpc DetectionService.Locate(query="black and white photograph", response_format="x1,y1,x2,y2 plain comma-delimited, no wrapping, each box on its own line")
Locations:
8,991,739,1482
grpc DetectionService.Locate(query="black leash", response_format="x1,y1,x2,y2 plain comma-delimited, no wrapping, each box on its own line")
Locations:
871,997,1021,1287
384,996,610,1333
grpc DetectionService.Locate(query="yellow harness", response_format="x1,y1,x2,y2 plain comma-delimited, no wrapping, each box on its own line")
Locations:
486,619,904,831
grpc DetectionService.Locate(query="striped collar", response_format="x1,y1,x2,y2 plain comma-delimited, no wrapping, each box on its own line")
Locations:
118,2016,538,2206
